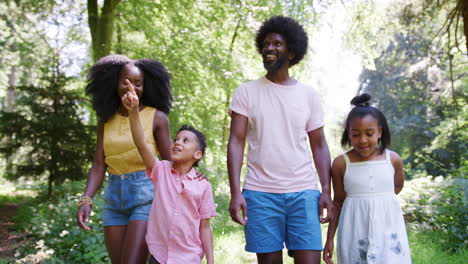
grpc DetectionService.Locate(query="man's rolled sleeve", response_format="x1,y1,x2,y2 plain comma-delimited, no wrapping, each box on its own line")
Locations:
306,88,325,132
229,84,249,118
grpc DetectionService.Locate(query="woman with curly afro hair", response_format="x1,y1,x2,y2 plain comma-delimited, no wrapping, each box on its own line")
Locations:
77,55,173,264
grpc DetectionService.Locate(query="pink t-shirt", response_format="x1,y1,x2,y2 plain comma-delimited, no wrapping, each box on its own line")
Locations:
229,77,324,193
145,159,216,264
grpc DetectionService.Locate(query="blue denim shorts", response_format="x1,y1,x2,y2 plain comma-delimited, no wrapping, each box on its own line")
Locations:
243,189,323,254
102,170,154,226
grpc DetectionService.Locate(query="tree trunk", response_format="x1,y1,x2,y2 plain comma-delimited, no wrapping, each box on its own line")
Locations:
88,0,122,62
461,0,468,52
5,66,16,175
47,172,53,197
7,66,16,112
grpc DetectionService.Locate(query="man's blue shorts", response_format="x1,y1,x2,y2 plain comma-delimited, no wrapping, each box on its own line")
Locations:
243,189,323,254
102,170,154,226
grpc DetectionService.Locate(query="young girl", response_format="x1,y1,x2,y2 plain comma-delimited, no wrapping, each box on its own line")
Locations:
122,82,216,264
323,94,411,264
76,55,173,263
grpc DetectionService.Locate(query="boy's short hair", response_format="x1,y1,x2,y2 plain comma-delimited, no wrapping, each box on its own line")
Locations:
255,16,308,67
177,125,206,166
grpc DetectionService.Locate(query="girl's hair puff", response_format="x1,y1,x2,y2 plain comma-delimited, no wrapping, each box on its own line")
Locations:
85,55,173,122
340,93,391,153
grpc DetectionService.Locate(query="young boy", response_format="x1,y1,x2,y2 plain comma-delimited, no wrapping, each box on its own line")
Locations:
122,80,216,264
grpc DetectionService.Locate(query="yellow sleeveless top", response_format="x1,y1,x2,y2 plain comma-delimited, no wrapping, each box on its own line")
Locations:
103,107,158,175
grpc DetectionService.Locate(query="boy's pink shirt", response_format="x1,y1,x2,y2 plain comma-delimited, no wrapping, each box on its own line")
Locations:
145,158,216,264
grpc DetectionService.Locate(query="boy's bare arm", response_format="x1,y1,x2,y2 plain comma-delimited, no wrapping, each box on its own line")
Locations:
122,79,155,169
200,219,214,264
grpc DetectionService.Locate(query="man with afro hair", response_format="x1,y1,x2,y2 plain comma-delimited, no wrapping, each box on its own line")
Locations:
227,16,334,264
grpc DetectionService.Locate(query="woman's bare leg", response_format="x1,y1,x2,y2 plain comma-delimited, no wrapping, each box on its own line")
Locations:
104,225,127,264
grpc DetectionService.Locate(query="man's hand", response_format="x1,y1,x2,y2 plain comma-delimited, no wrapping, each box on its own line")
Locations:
319,193,334,223
229,192,247,225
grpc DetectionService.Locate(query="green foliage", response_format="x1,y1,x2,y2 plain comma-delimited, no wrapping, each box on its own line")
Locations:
0,63,94,197
408,230,468,264
357,26,467,177
345,0,467,178
13,181,108,264
417,103,468,176
105,0,325,191
399,175,468,253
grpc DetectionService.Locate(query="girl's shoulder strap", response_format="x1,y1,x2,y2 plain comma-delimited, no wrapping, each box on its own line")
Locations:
385,149,391,161
342,152,351,165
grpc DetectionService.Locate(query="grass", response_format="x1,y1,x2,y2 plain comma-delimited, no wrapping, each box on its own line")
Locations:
409,230,468,264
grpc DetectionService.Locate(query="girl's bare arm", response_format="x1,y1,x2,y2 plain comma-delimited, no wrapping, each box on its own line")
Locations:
323,155,347,264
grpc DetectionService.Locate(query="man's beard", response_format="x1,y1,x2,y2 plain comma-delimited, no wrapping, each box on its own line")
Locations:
263,52,288,72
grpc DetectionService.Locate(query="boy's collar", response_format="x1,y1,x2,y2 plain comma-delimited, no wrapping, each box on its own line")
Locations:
185,167,196,180
171,166,196,179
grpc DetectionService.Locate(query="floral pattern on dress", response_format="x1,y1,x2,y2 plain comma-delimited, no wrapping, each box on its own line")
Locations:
389,232,406,256
354,239,371,264
353,232,408,263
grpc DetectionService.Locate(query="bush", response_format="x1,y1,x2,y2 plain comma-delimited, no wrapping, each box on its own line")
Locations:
14,182,108,263
399,174,468,253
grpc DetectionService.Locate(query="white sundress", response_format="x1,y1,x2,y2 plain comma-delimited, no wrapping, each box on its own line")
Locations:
337,150,411,264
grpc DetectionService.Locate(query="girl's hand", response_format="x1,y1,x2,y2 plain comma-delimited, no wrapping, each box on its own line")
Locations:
77,203,92,231
323,239,334,264
121,79,139,112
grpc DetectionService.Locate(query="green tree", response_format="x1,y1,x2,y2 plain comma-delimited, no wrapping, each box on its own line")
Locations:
106,0,322,186
358,29,466,177
0,58,94,197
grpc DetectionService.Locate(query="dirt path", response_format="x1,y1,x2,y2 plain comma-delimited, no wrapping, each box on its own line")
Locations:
0,203,21,260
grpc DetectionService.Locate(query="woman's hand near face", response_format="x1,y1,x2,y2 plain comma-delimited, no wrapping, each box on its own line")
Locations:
121,79,139,112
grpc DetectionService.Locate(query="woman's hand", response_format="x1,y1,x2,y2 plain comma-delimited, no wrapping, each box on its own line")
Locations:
77,203,92,231
121,79,139,112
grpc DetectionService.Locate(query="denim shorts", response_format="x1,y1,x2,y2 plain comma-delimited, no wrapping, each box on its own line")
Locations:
243,189,323,254
102,170,154,226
